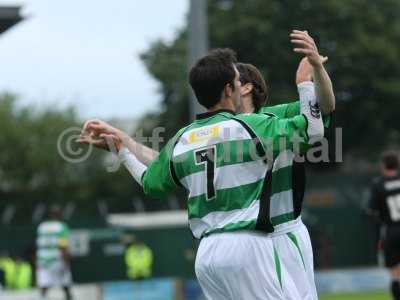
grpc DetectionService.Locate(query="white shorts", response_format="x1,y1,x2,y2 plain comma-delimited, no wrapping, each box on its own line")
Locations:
195,231,303,300
272,218,318,300
36,261,72,288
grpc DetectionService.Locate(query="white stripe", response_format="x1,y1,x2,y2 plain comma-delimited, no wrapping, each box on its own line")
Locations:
272,150,294,172
173,120,252,157
37,236,59,248
37,248,62,259
181,160,267,198
38,221,64,234
189,200,260,238
298,81,324,140
270,190,294,218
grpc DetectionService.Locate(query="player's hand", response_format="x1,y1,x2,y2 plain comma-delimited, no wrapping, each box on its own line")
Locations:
98,132,123,153
82,119,121,137
77,131,110,150
77,119,124,151
77,130,123,153
296,56,328,85
291,30,325,68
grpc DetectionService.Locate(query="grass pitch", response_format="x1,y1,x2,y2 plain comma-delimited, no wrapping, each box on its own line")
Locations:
320,290,390,300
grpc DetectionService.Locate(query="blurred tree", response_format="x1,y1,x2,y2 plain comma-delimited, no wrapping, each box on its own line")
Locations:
140,31,190,141
3,0,399,222
140,0,400,158
0,93,147,223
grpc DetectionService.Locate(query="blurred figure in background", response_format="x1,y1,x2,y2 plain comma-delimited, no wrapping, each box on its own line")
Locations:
368,151,400,300
123,235,153,281
235,56,332,300
12,255,32,290
36,206,73,300
0,252,15,290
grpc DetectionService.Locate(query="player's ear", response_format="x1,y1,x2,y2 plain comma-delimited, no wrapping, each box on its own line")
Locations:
223,83,233,98
241,83,253,96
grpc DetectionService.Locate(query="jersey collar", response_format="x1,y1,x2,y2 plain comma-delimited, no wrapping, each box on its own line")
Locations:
196,109,236,120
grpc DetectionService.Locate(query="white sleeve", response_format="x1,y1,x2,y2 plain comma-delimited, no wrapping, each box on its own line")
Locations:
118,147,147,186
298,81,324,141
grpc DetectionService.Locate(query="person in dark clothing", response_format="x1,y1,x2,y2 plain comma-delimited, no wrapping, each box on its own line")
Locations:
368,151,400,300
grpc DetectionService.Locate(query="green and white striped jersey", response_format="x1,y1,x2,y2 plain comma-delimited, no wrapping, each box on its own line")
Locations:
141,110,310,239
36,221,70,268
259,101,331,226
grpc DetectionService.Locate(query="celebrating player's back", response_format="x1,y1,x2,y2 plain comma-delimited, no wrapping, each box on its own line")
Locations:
80,47,324,299
237,58,334,300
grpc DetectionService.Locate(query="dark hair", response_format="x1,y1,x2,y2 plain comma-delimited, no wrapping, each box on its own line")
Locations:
189,48,237,109
381,151,399,170
237,63,268,112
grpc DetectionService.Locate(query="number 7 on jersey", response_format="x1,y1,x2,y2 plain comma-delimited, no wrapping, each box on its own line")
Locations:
194,146,217,201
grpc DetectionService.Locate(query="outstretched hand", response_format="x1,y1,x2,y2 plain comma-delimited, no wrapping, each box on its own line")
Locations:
77,119,124,152
291,30,325,68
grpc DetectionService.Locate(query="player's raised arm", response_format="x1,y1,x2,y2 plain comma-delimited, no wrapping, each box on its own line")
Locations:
291,30,335,114
297,80,324,141
296,55,327,85
237,80,324,158
261,55,329,119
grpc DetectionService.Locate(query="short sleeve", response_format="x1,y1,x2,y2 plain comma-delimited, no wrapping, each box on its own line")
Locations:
259,101,299,118
261,101,331,129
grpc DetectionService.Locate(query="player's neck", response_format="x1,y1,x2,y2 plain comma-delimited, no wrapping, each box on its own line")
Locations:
208,99,235,113
240,96,255,113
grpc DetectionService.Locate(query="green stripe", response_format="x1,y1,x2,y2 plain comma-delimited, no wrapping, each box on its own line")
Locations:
176,147,293,192
38,257,58,263
323,114,331,128
37,245,60,250
174,139,261,179
38,231,67,239
38,258,58,267
175,147,292,195
37,250,62,265
38,232,62,237
203,220,257,237
287,232,306,269
271,212,295,226
188,180,263,219
271,166,292,195
273,246,282,289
